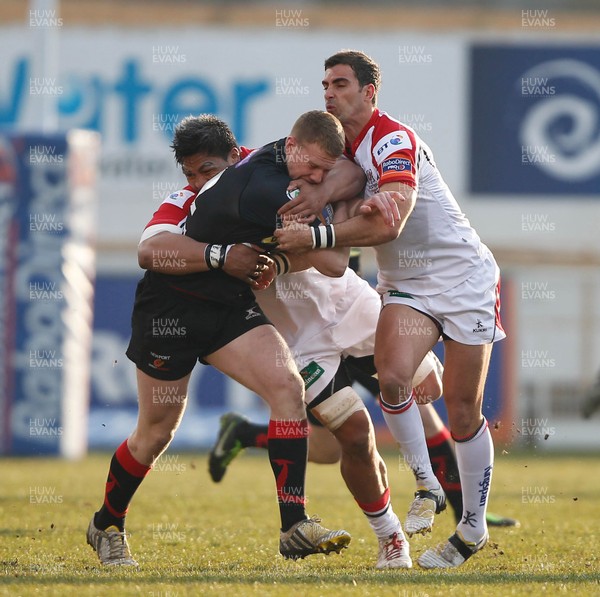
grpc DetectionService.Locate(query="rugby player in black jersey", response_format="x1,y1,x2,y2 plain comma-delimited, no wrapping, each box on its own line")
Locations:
86,111,354,566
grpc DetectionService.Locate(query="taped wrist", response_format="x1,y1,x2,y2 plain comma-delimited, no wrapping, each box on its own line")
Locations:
204,244,229,270
310,224,336,249
273,253,291,276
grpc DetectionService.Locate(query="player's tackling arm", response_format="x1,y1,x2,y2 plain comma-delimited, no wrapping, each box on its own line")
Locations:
139,231,272,282
275,182,415,252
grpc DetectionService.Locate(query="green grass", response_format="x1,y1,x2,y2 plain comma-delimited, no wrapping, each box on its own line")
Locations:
0,450,599,596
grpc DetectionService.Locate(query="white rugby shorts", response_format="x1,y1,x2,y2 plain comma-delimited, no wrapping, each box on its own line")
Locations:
380,254,506,345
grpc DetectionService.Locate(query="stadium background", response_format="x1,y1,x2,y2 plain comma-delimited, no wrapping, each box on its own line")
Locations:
1,0,600,457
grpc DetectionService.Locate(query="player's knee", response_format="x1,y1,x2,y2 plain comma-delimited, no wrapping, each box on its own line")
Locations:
145,425,177,457
262,370,305,418
336,411,374,459
377,373,413,404
446,397,483,437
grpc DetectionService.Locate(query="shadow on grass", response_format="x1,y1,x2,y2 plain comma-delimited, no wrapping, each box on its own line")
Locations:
1,570,599,587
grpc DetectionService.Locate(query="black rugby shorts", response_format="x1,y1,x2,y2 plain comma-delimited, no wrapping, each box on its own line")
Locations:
126,276,271,380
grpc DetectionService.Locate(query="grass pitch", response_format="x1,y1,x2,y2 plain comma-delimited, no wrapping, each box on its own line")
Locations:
0,450,599,596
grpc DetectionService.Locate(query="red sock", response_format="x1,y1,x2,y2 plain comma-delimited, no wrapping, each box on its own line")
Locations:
94,440,151,531
427,428,463,522
357,487,391,517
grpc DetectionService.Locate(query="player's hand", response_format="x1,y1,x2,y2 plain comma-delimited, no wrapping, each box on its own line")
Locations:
223,244,274,284
277,180,325,223
251,260,276,291
273,216,313,253
358,191,401,226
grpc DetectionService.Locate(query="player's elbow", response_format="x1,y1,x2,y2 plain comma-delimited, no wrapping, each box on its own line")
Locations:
137,240,154,270
314,262,346,278
376,222,402,245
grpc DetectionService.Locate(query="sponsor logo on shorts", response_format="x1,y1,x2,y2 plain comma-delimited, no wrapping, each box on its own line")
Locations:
245,307,261,320
299,361,325,389
149,351,171,371
382,157,412,174
388,290,415,299
473,319,490,333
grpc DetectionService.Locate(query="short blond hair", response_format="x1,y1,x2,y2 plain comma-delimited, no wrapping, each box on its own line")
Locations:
290,110,345,158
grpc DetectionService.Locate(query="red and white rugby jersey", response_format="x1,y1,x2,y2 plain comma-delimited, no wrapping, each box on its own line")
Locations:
139,146,253,244
346,109,494,295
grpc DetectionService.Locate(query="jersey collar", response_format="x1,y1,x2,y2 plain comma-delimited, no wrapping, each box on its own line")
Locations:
345,108,381,158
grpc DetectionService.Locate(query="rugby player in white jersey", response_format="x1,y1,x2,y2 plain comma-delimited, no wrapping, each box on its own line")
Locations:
276,50,506,569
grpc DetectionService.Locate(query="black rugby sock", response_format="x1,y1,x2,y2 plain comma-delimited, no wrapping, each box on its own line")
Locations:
267,419,309,532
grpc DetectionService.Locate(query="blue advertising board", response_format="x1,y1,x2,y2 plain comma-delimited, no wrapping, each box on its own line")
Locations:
470,45,600,194
0,134,69,454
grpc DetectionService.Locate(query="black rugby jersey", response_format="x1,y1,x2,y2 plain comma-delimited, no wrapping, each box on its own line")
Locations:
147,139,293,306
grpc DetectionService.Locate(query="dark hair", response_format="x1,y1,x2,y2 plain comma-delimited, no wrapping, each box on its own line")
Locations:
324,50,381,105
291,110,345,158
170,114,238,164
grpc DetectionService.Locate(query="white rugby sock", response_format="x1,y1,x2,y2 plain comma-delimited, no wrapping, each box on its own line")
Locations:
357,488,404,539
380,393,440,492
453,418,493,543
